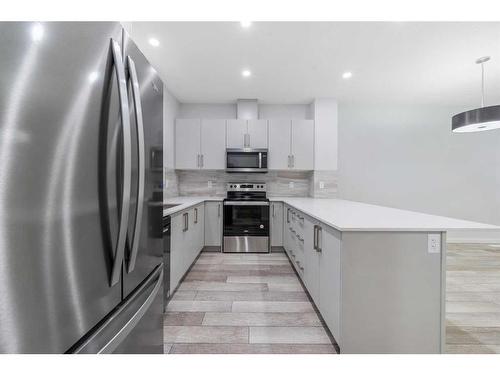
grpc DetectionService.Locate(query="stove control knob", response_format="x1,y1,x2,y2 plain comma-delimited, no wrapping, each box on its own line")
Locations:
260,224,264,229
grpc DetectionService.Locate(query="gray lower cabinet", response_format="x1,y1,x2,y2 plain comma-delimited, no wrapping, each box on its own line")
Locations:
284,205,341,346
303,216,320,304
204,201,222,248
170,203,205,293
170,212,187,291
270,202,283,247
317,224,341,343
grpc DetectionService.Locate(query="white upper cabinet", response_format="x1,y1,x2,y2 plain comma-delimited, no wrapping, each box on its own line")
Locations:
176,119,226,169
268,119,314,170
201,119,226,169
268,119,291,170
175,119,201,169
176,117,313,171
227,119,268,149
226,119,247,148
247,119,268,148
291,119,314,170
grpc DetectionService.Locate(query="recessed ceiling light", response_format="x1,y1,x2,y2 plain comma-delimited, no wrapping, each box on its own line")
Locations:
342,71,353,79
148,38,160,47
240,21,252,28
31,23,44,42
241,70,251,77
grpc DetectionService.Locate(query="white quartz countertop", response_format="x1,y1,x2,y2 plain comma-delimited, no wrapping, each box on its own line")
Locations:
270,197,500,232
163,195,499,232
164,196,223,216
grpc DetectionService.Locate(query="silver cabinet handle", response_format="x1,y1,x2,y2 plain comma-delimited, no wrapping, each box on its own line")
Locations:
286,208,290,223
218,203,221,217
110,39,132,287
201,154,204,168
126,56,145,274
317,225,322,252
197,154,200,168
183,212,189,232
194,207,198,224
291,155,295,168
287,155,291,168
314,225,322,252
313,225,318,251
272,204,275,218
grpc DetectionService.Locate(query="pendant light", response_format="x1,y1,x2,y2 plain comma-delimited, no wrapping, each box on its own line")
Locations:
452,56,500,133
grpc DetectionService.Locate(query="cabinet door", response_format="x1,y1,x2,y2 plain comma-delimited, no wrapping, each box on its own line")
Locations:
303,217,320,304
319,225,341,341
193,204,205,256
204,201,222,247
182,210,193,276
201,119,226,169
283,206,290,254
270,202,283,247
248,119,268,148
291,119,314,170
175,119,201,169
268,120,291,169
226,119,247,148
170,213,185,291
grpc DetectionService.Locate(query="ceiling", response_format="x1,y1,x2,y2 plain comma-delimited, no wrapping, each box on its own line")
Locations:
125,22,500,105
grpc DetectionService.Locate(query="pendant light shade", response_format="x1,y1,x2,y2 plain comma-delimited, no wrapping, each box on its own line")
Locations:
452,56,500,133
452,105,500,133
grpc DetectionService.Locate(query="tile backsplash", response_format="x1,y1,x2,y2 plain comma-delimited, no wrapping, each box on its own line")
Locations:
175,170,312,197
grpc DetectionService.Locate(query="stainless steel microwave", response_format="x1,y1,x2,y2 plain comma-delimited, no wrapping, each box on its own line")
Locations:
226,148,268,173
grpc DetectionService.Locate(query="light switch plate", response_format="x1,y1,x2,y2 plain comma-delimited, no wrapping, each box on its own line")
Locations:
319,181,325,189
289,182,294,189
427,234,441,254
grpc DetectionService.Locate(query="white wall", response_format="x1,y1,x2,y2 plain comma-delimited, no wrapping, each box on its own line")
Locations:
178,103,236,119
177,103,312,120
338,104,500,242
259,104,312,119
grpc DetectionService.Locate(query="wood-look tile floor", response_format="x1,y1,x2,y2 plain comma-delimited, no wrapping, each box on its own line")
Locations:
164,251,338,354
446,243,500,354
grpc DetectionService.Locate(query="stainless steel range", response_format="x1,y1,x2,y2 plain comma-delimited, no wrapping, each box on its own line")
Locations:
223,183,270,253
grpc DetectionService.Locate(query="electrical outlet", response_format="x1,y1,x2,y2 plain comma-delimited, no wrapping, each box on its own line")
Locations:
319,181,325,189
208,180,213,188
427,234,441,254
289,181,294,189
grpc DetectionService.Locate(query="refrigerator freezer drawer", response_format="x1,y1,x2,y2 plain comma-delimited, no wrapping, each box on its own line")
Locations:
69,265,163,354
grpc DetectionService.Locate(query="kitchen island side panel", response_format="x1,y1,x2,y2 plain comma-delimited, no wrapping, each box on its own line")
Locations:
340,231,444,353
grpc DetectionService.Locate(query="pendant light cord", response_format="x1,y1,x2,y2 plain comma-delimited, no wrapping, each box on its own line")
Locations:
481,62,485,108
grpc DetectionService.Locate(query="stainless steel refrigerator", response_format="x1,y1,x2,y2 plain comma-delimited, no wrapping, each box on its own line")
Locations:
0,22,164,353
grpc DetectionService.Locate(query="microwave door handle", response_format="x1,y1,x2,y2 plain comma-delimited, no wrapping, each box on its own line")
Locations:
126,56,145,274
109,39,132,287
259,152,262,168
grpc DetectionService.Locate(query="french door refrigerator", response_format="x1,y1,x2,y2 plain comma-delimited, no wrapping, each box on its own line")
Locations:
0,22,164,353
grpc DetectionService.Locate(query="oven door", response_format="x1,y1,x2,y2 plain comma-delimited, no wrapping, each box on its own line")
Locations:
223,201,270,253
226,149,267,173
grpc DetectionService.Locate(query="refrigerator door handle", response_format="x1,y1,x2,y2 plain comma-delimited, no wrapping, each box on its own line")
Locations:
110,39,132,287
126,56,145,274
69,265,163,354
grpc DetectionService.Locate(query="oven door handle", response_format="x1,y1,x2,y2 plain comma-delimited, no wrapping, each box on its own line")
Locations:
224,201,270,206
